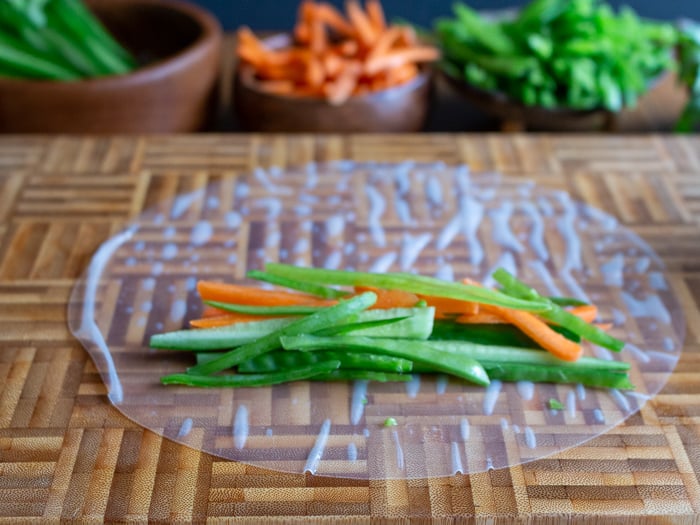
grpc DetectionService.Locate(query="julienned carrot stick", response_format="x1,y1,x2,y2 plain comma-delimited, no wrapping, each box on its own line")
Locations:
417,294,479,318
196,281,336,307
455,312,505,324
294,0,314,43
190,313,284,329
354,286,420,309
310,6,328,55
366,25,403,63
366,0,387,32
386,63,418,86
398,25,418,47
365,46,440,75
483,305,583,362
568,304,598,323
317,3,356,36
324,60,361,104
345,0,377,47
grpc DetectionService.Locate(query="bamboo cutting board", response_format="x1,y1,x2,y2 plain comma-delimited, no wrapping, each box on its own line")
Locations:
1,134,700,522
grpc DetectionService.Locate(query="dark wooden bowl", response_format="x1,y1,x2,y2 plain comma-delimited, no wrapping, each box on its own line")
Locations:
233,35,433,133
441,70,616,132
0,0,222,133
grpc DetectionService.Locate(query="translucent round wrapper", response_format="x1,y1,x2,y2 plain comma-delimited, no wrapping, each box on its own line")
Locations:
68,162,685,480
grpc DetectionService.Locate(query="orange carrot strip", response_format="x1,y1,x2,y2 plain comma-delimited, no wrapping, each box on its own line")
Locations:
294,0,315,43
345,0,377,47
309,5,328,55
417,294,479,317
197,281,336,307
337,39,359,56
305,55,326,87
366,25,403,63
366,0,387,32
190,312,285,329
317,3,356,37
455,312,506,324
594,322,613,332
324,60,361,105
365,46,439,75
354,285,420,309
322,52,345,78
398,25,418,47
385,62,418,86
568,304,598,323
482,304,583,362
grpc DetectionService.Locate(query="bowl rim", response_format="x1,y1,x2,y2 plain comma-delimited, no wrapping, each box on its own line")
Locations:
234,31,433,106
0,0,222,89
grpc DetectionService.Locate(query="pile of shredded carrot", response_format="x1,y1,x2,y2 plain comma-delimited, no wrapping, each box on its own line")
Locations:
190,279,611,363
236,0,440,105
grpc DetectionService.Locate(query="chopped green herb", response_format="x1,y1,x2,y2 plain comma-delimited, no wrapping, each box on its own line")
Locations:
548,398,565,410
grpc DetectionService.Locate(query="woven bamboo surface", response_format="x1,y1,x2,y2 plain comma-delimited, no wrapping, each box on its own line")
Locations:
1,134,699,523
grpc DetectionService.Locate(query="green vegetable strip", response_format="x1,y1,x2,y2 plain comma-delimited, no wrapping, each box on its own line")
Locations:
42,11,119,75
281,335,491,386
492,268,625,351
151,306,434,352
0,33,80,80
205,300,322,316
184,292,377,376
284,335,629,372
313,370,412,382
230,350,414,374
317,307,434,340
247,269,350,299
547,296,590,307
480,363,634,390
161,360,342,388
263,263,551,312
429,320,580,347
423,340,629,370
49,0,137,67
44,1,135,74
150,317,296,351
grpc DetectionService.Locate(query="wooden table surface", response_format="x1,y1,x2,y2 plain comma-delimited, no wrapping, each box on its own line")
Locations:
1,134,700,523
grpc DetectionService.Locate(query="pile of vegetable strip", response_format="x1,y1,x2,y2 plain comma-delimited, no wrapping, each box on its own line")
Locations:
154,264,631,390
0,0,137,80
434,0,677,111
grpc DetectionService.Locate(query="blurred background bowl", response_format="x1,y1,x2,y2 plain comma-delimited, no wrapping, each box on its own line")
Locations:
233,34,433,133
0,0,222,134
441,70,616,132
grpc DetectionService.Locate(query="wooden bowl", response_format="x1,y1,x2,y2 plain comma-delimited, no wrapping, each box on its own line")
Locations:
441,71,616,132
233,36,433,133
0,0,222,133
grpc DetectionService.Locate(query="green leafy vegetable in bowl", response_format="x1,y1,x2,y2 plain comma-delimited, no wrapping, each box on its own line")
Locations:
434,0,677,111
676,19,700,132
0,0,137,81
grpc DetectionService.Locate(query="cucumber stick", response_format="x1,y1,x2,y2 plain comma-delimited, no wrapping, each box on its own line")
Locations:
151,306,435,351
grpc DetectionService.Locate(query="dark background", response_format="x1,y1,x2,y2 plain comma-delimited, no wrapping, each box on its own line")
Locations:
193,1,698,30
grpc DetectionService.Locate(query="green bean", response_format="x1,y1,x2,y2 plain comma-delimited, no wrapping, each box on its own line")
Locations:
162,360,342,388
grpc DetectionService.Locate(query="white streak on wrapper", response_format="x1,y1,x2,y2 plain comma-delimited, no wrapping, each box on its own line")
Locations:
304,419,331,474
76,226,137,405
233,405,249,450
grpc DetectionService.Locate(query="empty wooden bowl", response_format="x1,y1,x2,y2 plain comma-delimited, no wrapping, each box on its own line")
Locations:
0,0,222,134
233,35,433,133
